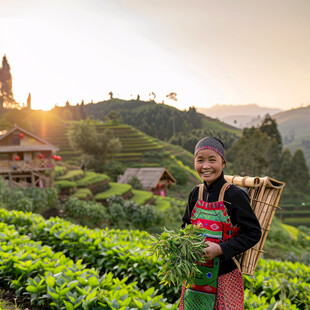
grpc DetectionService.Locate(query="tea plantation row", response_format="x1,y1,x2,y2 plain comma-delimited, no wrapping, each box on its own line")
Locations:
0,209,309,309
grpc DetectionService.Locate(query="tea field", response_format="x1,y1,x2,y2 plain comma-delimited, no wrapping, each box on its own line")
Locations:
0,209,309,309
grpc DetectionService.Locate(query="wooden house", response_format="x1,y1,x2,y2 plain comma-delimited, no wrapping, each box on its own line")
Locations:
117,167,176,197
0,125,59,188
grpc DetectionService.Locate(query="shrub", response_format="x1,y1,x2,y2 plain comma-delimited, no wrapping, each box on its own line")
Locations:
167,164,189,185
54,180,76,194
45,187,59,208
94,183,131,201
104,161,125,181
0,177,10,203
107,196,157,230
76,172,109,187
7,189,35,212
64,197,108,224
128,176,143,190
57,169,84,181
53,165,67,178
64,197,87,218
71,188,93,200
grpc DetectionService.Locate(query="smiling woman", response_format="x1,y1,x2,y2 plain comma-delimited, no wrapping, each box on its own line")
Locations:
180,136,262,310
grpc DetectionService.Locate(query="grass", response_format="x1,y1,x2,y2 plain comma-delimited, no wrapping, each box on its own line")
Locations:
281,223,299,240
56,169,84,181
70,188,93,200
53,165,67,178
54,180,76,190
131,190,153,205
283,217,310,226
94,182,132,201
76,172,109,187
154,197,171,210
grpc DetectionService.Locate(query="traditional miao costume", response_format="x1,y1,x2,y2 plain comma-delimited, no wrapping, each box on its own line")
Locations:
179,173,262,310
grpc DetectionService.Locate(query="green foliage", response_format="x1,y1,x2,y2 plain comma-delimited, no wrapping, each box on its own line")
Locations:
94,182,131,201
56,169,84,181
131,189,153,205
107,196,158,230
150,225,207,287
67,119,122,172
54,180,76,191
5,186,59,213
169,128,239,154
0,177,10,203
1,208,310,308
53,165,67,178
291,149,309,192
70,188,93,200
0,222,174,309
103,160,125,181
128,176,143,190
64,197,107,224
167,164,189,185
75,172,109,187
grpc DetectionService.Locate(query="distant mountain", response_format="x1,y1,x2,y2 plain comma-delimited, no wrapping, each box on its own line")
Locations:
197,104,283,128
273,106,310,167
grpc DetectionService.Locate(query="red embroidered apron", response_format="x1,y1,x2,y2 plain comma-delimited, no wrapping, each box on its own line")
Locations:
179,183,241,310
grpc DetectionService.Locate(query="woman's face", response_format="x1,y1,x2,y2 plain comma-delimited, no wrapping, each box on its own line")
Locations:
194,149,225,185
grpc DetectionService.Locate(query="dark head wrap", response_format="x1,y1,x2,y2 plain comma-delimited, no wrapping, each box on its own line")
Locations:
194,137,226,162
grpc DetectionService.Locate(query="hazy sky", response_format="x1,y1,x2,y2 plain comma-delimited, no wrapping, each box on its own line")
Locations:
1,0,310,110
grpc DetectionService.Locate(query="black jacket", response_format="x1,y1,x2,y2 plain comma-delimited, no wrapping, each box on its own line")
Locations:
182,172,262,275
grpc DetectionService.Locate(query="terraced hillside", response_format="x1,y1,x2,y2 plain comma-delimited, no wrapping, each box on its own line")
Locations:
28,118,161,163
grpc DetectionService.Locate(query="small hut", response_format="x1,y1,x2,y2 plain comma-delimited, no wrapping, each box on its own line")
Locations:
0,125,59,188
118,167,176,197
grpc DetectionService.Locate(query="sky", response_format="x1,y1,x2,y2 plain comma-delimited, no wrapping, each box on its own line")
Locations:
1,0,310,111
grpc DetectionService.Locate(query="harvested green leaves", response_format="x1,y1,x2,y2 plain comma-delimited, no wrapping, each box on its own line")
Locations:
149,224,206,287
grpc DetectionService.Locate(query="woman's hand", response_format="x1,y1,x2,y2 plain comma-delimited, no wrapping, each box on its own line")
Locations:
204,241,223,260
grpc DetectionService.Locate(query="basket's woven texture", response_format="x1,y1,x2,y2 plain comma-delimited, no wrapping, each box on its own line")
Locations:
224,175,285,275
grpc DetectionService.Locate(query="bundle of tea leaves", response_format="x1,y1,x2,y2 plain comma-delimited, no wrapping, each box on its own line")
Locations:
149,224,206,287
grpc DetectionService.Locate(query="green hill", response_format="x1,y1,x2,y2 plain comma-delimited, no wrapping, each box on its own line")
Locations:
274,105,310,166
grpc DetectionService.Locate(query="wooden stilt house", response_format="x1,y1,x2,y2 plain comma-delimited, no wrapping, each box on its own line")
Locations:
118,167,176,197
0,125,59,189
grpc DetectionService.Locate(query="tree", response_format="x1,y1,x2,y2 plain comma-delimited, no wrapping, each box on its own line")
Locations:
68,119,122,172
279,148,292,187
108,91,113,99
166,92,177,102
0,55,17,108
27,93,31,109
259,114,282,151
227,129,271,176
105,110,123,123
291,149,309,192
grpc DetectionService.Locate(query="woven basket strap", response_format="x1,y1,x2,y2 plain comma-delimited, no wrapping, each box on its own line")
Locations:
218,182,231,202
232,257,242,273
198,183,204,201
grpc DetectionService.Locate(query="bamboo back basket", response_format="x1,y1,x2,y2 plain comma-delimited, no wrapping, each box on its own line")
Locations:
224,175,285,276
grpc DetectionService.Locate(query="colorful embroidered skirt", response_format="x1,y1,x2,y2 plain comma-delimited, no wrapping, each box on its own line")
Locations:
179,268,244,310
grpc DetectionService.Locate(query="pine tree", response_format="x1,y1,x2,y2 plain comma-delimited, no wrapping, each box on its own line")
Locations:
279,148,292,187
27,93,31,109
259,114,282,151
0,55,15,106
291,149,309,192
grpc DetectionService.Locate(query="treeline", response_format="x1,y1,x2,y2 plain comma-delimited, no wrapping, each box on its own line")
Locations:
227,115,309,203
169,129,238,154
50,98,240,153
83,99,203,141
